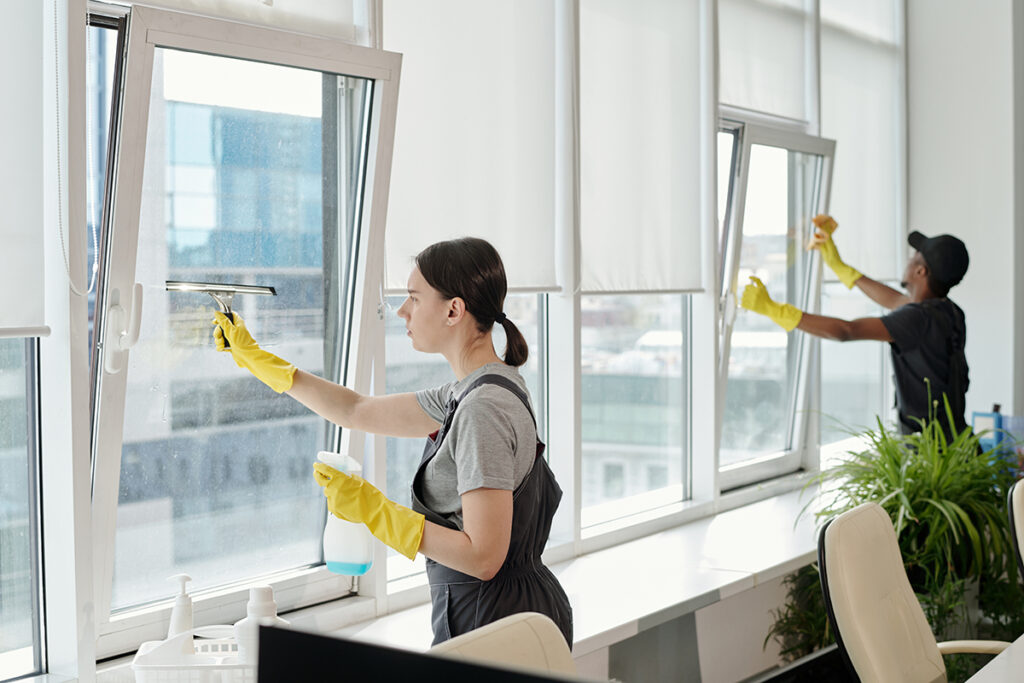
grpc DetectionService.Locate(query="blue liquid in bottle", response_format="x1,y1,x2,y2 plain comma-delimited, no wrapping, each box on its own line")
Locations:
326,560,373,576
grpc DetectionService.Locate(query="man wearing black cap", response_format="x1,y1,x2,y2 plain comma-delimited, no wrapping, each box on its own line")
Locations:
739,214,970,441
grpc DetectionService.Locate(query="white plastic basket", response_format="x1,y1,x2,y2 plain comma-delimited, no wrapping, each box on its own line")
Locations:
131,628,255,683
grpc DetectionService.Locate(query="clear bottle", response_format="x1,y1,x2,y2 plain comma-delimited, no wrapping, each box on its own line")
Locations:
317,450,374,575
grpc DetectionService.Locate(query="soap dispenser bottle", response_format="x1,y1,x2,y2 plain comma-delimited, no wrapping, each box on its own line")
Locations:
167,574,194,654
233,585,289,666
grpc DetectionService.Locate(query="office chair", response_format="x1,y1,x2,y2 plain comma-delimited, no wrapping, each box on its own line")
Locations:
429,612,577,677
818,502,1010,683
1010,479,1024,583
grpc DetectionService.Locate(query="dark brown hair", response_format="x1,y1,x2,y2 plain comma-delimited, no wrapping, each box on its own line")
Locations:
415,238,528,367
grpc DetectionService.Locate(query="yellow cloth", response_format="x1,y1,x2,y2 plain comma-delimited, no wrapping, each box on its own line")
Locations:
740,276,803,332
212,312,296,393
314,463,425,561
809,214,863,289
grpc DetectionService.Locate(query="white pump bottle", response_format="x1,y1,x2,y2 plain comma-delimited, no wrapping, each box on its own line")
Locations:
167,573,194,654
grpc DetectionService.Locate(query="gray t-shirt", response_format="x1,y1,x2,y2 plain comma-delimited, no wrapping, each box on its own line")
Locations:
415,362,537,530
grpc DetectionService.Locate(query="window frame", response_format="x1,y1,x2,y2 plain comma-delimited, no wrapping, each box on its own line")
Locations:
87,5,401,656
716,120,835,491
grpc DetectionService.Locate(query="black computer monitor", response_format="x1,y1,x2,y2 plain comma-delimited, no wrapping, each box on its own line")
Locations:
257,625,581,682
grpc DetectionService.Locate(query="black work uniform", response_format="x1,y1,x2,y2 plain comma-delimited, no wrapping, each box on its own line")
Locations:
411,374,573,647
880,297,969,442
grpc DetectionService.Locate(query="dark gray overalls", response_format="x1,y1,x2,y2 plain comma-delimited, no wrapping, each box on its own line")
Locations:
410,374,574,647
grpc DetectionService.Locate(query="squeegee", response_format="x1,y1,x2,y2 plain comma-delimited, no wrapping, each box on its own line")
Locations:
165,280,276,348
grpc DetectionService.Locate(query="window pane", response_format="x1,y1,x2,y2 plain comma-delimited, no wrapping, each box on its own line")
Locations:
0,339,40,678
110,49,371,609
581,294,688,527
722,145,820,467
718,130,738,296
820,282,888,441
86,23,118,349
383,294,544,585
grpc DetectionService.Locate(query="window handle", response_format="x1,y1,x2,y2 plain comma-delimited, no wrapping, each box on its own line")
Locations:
103,282,143,374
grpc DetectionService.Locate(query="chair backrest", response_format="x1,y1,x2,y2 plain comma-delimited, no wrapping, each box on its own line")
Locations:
818,502,946,683
1010,479,1024,583
429,612,576,677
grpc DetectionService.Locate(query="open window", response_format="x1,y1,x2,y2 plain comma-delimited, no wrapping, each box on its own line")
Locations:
717,123,835,491
89,6,399,656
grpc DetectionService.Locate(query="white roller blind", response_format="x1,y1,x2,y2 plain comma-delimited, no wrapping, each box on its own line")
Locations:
821,0,903,280
134,0,359,42
579,0,703,292
383,1,556,291
1,0,46,335
719,0,811,122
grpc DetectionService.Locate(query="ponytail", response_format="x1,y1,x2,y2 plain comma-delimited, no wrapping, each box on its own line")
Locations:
497,317,529,367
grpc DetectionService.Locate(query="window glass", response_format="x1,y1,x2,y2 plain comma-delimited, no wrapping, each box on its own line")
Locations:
722,144,820,467
86,23,118,349
581,294,688,527
718,130,738,298
110,49,371,609
0,339,41,679
384,294,543,584
820,282,888,441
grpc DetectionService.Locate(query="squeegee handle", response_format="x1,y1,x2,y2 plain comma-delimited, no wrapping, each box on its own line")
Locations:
222,311,234,350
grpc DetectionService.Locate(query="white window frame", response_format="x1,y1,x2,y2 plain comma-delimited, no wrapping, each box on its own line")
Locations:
716,120,835,491
88,5,400,656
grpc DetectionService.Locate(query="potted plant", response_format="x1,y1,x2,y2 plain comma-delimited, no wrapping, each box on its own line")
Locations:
765,399,1024,682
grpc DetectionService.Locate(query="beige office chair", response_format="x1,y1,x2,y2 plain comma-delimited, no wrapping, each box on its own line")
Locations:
429,612,576,677
818,502,1010,683
1010,479,1024,582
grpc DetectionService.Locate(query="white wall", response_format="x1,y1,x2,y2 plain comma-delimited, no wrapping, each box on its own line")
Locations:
907,0,1024,416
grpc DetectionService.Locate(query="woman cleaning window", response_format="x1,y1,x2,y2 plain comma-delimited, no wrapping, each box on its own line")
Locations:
211,237,573,647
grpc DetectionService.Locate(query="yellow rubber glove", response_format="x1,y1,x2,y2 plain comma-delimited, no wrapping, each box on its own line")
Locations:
740,276,803,332
808,214,862,289
313,463,425,560
212,312,296,393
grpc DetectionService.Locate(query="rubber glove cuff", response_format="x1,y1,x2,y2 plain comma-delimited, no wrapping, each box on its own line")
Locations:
314,463,425,561
212,312,296,393
740,276,803,332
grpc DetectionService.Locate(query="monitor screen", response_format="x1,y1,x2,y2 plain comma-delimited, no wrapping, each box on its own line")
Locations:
257,625,581,682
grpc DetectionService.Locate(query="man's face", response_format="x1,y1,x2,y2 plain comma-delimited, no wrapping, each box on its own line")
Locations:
900,251,927,291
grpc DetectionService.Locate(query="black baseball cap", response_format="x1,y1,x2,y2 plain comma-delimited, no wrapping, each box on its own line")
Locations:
908,231,969,289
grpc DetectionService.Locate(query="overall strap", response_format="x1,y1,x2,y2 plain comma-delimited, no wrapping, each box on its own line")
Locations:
454,373,537,429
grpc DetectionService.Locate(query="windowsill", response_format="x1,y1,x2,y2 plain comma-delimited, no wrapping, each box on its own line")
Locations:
96,483,822,680
329,486,820,657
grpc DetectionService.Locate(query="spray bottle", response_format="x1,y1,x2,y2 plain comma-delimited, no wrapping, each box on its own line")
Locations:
317,451,374,575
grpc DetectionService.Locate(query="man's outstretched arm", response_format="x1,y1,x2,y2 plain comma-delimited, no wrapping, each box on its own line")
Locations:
853,275,909,311
797,313,892,342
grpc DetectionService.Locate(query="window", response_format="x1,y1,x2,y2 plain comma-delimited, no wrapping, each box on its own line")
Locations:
89,6,400,655
0,340,42,680
717,124,835,489
819,282,889,442
580,294,689,527
86,15,124,358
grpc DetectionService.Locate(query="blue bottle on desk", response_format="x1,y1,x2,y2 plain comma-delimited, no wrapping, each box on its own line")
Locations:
318,451,374,575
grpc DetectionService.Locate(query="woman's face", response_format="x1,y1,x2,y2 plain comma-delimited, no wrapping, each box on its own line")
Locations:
396,267,452,353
